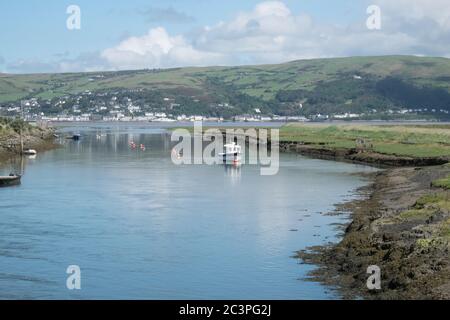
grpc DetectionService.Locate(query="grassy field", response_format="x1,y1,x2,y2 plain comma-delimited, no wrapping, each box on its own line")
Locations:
2,55,450,103
280,123,450,158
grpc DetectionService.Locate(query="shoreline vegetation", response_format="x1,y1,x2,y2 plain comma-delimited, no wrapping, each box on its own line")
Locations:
0,118,57,164
279,123,450,167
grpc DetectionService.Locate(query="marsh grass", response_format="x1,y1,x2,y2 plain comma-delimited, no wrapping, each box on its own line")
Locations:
280,124,450,157
410,191,450,247
400,208,437,220
432,176,450,190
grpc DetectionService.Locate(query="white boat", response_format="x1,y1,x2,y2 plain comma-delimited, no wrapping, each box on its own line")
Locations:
219,142,242,163
23,149,37,156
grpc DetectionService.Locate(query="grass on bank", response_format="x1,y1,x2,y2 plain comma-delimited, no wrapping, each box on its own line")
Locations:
402,189,450,249
280,123,450,158
0,117,34,137
432,176,450,189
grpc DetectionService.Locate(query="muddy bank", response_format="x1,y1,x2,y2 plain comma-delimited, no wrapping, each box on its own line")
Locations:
280,141,449,167
0,127,58,163
298,165,450,299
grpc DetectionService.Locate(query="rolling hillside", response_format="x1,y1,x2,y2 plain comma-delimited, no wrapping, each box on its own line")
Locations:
1,55,450,118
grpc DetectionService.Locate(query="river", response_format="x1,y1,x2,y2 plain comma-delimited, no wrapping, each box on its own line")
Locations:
0,123,377,299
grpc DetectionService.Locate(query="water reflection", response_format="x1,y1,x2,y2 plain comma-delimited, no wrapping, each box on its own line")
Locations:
0,155,34,176
224,164,241,183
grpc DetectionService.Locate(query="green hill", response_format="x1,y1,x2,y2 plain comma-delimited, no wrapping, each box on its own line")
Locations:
1,55,450,118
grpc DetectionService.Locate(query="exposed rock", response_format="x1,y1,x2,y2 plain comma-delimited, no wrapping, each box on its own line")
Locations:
298,166,450,299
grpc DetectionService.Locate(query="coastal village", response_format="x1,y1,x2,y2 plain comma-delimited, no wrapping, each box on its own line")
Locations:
1,87,448,123
0,90,301,122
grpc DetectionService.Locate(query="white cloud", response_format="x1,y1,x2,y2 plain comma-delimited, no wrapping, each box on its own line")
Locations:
100,0,450,71
101,27,226,70
186,1,423,64
101,1,322,69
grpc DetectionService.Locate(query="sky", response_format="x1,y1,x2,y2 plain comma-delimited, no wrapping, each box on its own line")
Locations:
0,0,449,73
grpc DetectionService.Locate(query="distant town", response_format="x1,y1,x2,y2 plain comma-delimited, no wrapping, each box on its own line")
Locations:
1,87,448,123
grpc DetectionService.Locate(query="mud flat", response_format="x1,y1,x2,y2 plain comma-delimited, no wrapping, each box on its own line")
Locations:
280,142,449,167
298,165,450,299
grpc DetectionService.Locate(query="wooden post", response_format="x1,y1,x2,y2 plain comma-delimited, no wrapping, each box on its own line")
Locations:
20,100,24,155
20,126,24,155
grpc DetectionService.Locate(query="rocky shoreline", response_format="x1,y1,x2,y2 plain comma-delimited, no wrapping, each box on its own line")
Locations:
298,165,450,299
0,126,57,163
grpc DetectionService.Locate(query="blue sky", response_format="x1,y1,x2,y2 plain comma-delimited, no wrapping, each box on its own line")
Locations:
0,0,448,73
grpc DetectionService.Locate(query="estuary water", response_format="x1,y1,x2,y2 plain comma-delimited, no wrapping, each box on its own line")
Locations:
0,124,377,299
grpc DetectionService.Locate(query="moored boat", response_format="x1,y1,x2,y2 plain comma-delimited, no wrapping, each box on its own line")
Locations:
66,134,81,141
23,149,37,155
219,142,242,163
0,174,21,187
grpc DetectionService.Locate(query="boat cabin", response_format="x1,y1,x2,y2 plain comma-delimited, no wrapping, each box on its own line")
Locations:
223,142,241,155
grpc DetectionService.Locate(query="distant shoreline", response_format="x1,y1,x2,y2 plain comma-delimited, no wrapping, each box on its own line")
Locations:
47,119,450,125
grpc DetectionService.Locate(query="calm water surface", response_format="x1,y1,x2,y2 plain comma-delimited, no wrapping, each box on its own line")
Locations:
0,124,377,299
